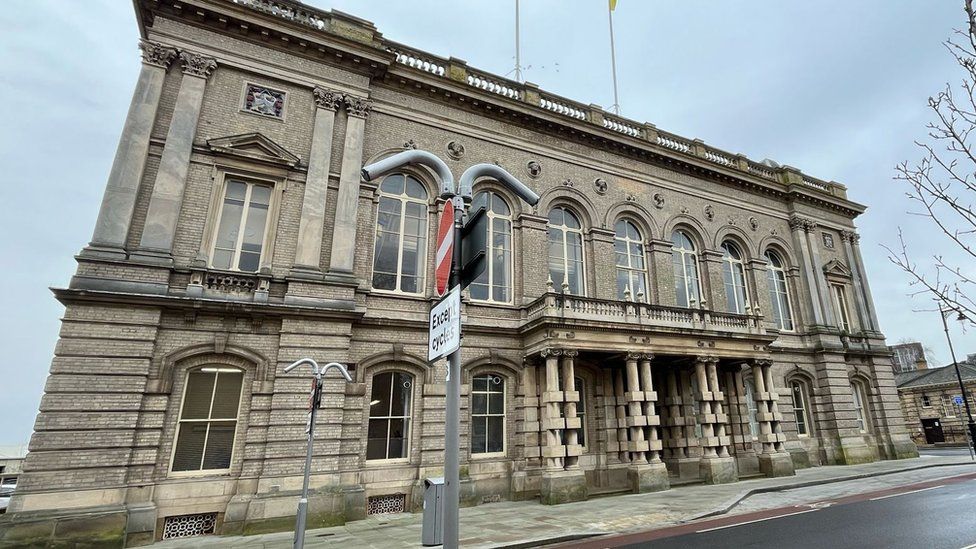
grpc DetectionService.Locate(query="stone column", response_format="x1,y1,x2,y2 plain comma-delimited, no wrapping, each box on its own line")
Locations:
134,51,217,263
327,95,372,279
560,350,582,469
697,355,737,484
614,369,630,465
539,349,587,504
841,231,880,332
624,353,648,464
85,40,176,259
630,354,669,492
789,215,827,327
752,360,795,477
290,87,344,278
601,369,624,465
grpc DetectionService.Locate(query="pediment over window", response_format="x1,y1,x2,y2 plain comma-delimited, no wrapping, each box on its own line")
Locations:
207,132,300,168
823,259,852,278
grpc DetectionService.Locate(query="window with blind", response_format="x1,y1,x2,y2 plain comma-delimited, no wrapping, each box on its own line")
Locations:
172,367,244,473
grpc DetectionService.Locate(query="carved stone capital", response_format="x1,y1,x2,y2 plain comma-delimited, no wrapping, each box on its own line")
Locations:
788,215,818,233
313,87,344,111
625,351,643,362
344,95,372,118
840,229,860,244
563,349,579,358
540,348,563,359
179,51,217,79
695,355,718,365
752,358,773,369
139,40,177,69
640,353,656,362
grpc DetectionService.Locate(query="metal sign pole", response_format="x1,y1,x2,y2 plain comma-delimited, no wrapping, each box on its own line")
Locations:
442,196,464,549
284,359,353,549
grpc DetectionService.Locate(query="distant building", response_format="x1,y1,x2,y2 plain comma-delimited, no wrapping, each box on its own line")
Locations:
890,342,928,374
897,354,976,445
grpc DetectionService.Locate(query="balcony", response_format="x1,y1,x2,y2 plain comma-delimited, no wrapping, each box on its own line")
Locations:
523,293,766,337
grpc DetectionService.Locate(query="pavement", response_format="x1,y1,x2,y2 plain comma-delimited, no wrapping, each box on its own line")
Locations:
153,453,976,548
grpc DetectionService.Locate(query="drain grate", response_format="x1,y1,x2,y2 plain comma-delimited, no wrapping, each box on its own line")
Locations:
366,493,406,515
161,512,217,539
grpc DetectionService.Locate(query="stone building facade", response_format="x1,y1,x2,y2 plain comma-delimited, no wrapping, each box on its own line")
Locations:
1,0,916,546
897,357,976,446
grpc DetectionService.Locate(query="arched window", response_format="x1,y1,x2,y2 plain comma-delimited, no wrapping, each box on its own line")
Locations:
172,367,244,473
851,380,869,433
765,250,795,331
614,220,648,301
547,207,585,295
469,191,513,304
367,371,414,460
721,241,749,314
471,373,505,454
372,174,429,294
790,380,813,436
744,379,759,439
671,230,701,307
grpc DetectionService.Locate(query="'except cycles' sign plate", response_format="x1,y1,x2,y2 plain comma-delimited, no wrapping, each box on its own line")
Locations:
428,285,460,361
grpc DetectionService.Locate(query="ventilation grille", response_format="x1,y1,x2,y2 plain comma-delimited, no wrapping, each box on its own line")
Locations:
162,512,217,539
367,494,406,515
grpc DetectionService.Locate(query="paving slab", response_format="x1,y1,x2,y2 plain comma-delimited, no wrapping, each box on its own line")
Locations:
152,455,975,549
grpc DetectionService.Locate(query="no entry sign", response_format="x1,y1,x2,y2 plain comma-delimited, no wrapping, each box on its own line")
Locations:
435,204,455,296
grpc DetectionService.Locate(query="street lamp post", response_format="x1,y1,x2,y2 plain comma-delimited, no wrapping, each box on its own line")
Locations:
938,303,976,460
284,358,354,549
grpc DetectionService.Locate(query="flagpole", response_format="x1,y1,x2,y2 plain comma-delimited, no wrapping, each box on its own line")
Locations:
515,0,523,82
608,2,620,114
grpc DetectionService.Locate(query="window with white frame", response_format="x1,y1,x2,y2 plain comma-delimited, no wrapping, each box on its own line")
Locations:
744,379,759,438
942,395,957,418
765,251,795,331
471,374,505,454
372,174,429,294
469,191,513,304
832,284,852,332
614,219,648,301
547,207,585,295
671,230,702,308
851,381,868,432
790,380,812,436
172,367,244,473
367,371,413,460
721,241,750,314
211,180,272,272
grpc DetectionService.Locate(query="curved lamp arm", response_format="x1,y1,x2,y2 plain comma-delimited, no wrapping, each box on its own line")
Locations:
321,362,353,382
459,163,540,206
361,150,455,199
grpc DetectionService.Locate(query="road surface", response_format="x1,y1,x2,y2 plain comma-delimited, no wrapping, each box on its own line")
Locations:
563,471,976,549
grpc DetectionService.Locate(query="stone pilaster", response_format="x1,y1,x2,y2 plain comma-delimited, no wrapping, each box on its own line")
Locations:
134,51,217,264
540,349,564,472
613,368,631,464
289,87,344,280
648,239,676,306
539,348,587,504
627,355,668,492
789,215,825,327
84,40,177,259
327,94,371,279
841,230,880,333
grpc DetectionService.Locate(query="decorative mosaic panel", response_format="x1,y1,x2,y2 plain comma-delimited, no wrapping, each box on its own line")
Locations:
243,84,286,119
161,512,217,539
366,494,406,515
822,232,834,249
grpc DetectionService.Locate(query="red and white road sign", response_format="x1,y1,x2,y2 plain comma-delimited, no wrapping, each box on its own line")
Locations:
435,204,455,296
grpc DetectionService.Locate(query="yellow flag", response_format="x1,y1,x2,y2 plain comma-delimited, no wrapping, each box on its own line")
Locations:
609,0,617,11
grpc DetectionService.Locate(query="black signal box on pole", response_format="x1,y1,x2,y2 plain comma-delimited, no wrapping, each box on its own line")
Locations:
459,205,487,290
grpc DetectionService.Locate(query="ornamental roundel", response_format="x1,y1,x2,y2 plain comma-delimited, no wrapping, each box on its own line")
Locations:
243,83,286,119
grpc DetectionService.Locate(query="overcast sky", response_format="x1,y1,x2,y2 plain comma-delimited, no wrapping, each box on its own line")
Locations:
1,1,974,446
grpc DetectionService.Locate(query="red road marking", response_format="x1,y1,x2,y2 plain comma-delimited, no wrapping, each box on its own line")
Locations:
555,471,976,548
